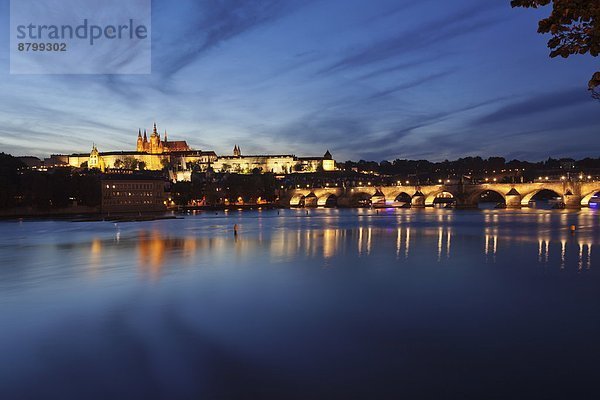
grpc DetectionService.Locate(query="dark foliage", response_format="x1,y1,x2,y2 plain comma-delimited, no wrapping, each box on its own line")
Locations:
511,0,600,90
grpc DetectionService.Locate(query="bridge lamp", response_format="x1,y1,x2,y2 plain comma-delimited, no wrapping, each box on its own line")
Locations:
579,175,583,180
561,176,566,181
588,176,592,180
545,177,549,180
406,181,410,184
538,177,542,180
493,178,497,182
485,178,489,182
446,180,451,183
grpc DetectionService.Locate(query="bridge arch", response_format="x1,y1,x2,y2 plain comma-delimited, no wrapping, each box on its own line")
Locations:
394,192,412,202
290,194,306,207
521,188,563,207
467,189,507,207
317,194,338,207
581,189,600,207
349,190,375,207
425,191,456,207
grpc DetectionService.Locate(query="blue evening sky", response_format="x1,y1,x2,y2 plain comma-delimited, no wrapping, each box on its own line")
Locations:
0,0,598,161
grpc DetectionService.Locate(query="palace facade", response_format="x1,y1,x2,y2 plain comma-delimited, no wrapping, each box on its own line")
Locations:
49,123,336,180
212,146,335,174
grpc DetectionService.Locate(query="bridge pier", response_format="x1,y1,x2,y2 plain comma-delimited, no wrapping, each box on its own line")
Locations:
505,193,522,208
563,194,582,209
411,192,425,208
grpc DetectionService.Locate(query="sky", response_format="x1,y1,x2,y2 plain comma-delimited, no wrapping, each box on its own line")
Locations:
0,0,599,162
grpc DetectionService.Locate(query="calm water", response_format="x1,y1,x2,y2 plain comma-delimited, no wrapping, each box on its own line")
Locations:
0,208,599,399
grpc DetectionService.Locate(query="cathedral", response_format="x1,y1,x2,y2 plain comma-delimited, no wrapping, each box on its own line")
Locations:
136,123,191,154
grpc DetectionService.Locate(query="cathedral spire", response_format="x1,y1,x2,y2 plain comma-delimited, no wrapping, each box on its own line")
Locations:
143,129,147,141
164,130,168,142
138,129,141,138
153,122,158,136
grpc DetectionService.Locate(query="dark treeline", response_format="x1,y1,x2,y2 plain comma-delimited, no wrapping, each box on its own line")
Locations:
171,171,278,205
339,157,600,179
0,153,101,210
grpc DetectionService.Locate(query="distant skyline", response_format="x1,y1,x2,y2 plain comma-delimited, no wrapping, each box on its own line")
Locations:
0,0,599,162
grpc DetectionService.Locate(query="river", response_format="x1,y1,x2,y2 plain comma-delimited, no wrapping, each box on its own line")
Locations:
0,208,598,399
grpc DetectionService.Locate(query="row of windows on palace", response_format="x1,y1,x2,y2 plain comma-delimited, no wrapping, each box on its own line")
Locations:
103,191,159,198
104,183,159,190
103,199,161,206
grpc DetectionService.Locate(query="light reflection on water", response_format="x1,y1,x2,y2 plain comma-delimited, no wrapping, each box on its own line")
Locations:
0,208,599,399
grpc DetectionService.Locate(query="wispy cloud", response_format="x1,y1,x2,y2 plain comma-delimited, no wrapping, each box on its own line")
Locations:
476,87,594,125
153,0,308,77
320,3,506,75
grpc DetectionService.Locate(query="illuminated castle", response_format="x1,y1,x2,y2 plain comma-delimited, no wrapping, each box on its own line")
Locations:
136,123,191,154
51,122,336,180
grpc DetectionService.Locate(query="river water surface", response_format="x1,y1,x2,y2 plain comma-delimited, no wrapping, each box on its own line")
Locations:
0,208,599,399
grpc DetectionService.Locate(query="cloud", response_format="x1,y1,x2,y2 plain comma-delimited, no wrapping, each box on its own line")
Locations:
367,70,455,100
476,87,594,125
153,0,308,77
356,54,451,81
320,3,506,75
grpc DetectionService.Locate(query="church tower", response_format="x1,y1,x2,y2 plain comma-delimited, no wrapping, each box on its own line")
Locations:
149,122,163,154
233,145,241,157
136,129,143,152
88,143,104,171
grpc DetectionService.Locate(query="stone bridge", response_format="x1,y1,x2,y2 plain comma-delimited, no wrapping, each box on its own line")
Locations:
280,181,600,209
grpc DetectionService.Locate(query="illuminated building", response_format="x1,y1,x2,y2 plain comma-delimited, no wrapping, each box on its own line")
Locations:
212,145,336,174
49,123,336,179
